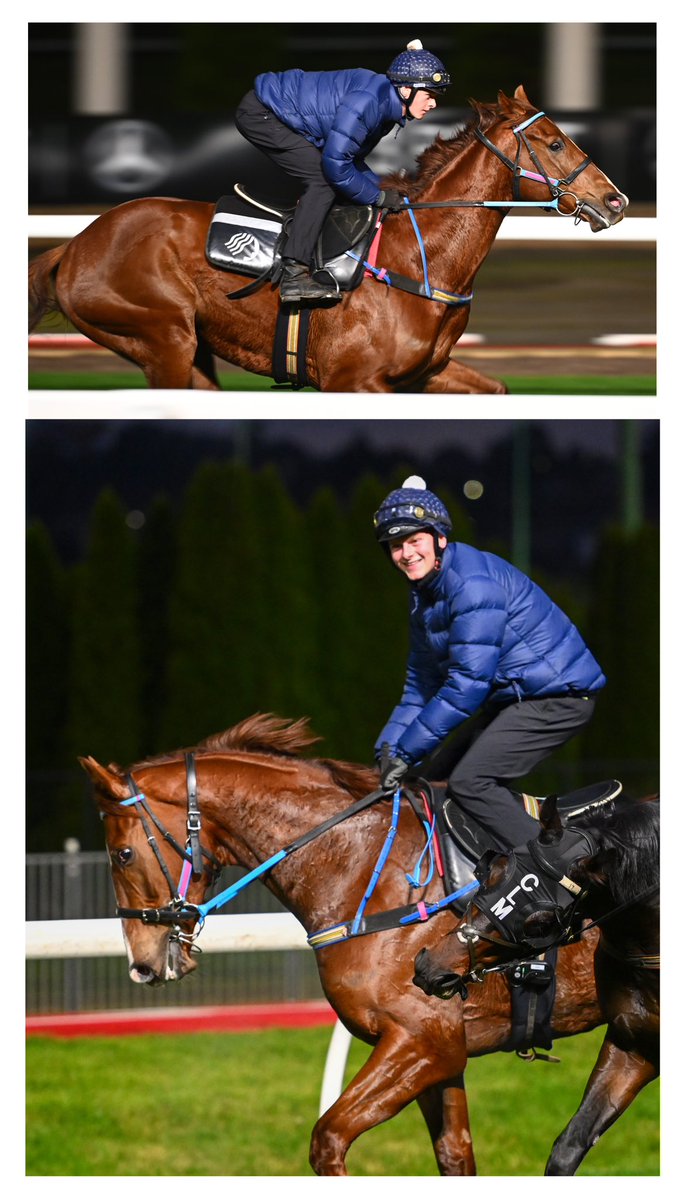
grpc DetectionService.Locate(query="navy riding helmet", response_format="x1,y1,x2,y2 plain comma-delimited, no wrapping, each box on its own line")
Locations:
387,39,451,107
374,475,452,567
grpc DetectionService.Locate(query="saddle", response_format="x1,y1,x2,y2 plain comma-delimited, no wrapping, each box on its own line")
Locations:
205,185,382,298
418,778,622,915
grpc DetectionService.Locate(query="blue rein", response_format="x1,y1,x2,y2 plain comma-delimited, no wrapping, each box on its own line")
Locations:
117,776,478,948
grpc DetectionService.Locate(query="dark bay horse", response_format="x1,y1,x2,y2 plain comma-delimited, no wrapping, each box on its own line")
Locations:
30,87,627,393
414,795,660,1175
82,713,610,1176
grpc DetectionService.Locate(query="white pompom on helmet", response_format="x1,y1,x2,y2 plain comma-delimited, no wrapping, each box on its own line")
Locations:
373,475,452,543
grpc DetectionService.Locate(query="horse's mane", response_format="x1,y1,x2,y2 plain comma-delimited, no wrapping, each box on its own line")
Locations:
575,799,660,905
130,713,378,800
383,92,534,201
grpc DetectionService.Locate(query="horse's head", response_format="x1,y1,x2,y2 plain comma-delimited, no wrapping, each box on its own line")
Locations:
80,755,222,986
474,85,629,232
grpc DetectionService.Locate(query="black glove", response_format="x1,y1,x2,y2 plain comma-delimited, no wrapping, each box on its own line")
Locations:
378,188,406,213
379,749,411,791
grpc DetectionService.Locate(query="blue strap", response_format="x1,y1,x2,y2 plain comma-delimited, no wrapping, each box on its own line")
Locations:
513,111,546,133
196,849,287,917
406,200,431,298
351,789,402,935
406,817,435,888
398,879,480,925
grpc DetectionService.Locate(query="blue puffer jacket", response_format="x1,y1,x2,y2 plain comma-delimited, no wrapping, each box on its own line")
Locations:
375,542,606,765
254,68,405,204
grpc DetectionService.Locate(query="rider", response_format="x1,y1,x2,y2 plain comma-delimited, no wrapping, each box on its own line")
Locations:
235,39,451,304
374,476,606,852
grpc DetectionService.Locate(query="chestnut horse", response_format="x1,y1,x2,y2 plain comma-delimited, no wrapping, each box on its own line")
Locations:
81,713,613,1176
414,796,660,1175
30,87,627,393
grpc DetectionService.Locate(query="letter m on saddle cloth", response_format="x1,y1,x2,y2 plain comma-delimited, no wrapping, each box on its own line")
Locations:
205,187,380,294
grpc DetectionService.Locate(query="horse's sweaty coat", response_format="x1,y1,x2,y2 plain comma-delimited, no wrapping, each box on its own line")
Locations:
81,713,632,1176
29,87,627,393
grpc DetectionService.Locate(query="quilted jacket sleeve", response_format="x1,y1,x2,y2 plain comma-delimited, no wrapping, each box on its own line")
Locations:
395,574,508,764
321,90,384,203
374,619,443,759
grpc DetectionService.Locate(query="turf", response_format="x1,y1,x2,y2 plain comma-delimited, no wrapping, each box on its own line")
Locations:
28,372,655,395
26,1023,659,1176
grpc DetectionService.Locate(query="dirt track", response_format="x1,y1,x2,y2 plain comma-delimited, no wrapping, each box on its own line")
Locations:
28,344,656,384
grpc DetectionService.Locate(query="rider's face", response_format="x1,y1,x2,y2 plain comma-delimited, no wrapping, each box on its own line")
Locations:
405,89,440,119
389,531,446,579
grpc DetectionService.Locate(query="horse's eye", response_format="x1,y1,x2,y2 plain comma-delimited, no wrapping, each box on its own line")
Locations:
549,140,563,153
112,847,135,868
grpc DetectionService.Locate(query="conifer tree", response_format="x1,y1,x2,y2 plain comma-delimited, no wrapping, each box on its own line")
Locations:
305,486,359,756
343,475,408,763
26,520,70,769
252,465,322,727
582,523,659,789
65,489,142,768
26,521,72,849
161,460,267,747
137,494,177,755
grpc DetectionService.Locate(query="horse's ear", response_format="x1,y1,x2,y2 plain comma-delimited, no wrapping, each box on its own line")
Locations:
570,846,616,890
79,756,131,807
513,84,531,105
538,794,563,840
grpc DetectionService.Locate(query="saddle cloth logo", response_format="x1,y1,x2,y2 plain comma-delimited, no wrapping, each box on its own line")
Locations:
207,211,281,276
224,230,262,262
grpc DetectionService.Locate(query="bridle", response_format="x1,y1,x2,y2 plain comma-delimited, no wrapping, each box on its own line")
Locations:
474,110,593,213
400,109,596,222
112,751,221,946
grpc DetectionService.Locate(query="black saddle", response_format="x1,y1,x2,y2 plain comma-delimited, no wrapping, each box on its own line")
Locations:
205,184,380,297
416,779,622,915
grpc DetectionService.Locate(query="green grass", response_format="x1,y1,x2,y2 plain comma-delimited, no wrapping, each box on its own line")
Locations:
26,1024,659,1176
28,372,655,394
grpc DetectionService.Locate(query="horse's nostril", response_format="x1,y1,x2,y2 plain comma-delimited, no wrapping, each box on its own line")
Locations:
130,963,156,984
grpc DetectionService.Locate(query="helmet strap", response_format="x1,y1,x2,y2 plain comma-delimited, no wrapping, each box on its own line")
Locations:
405,87,419,120
395,84,420,119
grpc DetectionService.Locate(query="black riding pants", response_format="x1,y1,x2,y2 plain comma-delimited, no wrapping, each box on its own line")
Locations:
235,90,337,267
423,695,596,851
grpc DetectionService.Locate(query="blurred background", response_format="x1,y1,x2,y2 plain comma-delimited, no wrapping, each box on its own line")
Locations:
28,21,656,383
29,22,655,206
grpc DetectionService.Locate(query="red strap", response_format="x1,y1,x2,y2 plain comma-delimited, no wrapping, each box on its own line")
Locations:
364,220,384,277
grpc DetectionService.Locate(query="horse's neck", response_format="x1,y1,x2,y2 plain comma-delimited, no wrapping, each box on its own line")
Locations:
430,127,512,202
207,769,392,928
407,129,514,285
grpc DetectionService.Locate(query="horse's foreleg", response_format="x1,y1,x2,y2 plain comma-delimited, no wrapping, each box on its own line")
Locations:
545,1035,659,1176
421,357,508,394
417,1076,476,1175
309,1027,468,1176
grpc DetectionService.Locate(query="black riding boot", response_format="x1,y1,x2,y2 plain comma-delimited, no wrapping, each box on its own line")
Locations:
280,259,340,304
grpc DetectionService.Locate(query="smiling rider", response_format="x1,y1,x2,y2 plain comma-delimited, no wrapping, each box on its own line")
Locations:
374,476,606,853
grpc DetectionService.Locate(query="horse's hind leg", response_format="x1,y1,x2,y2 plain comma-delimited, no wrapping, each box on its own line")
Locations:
417,1077,476,1175
55,247,218,390
545,1035,659,1175
191,336,221,389
309,1027,468,1176
421,357,508,394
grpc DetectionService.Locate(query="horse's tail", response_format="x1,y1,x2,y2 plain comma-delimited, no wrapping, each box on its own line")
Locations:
28,244,67,331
